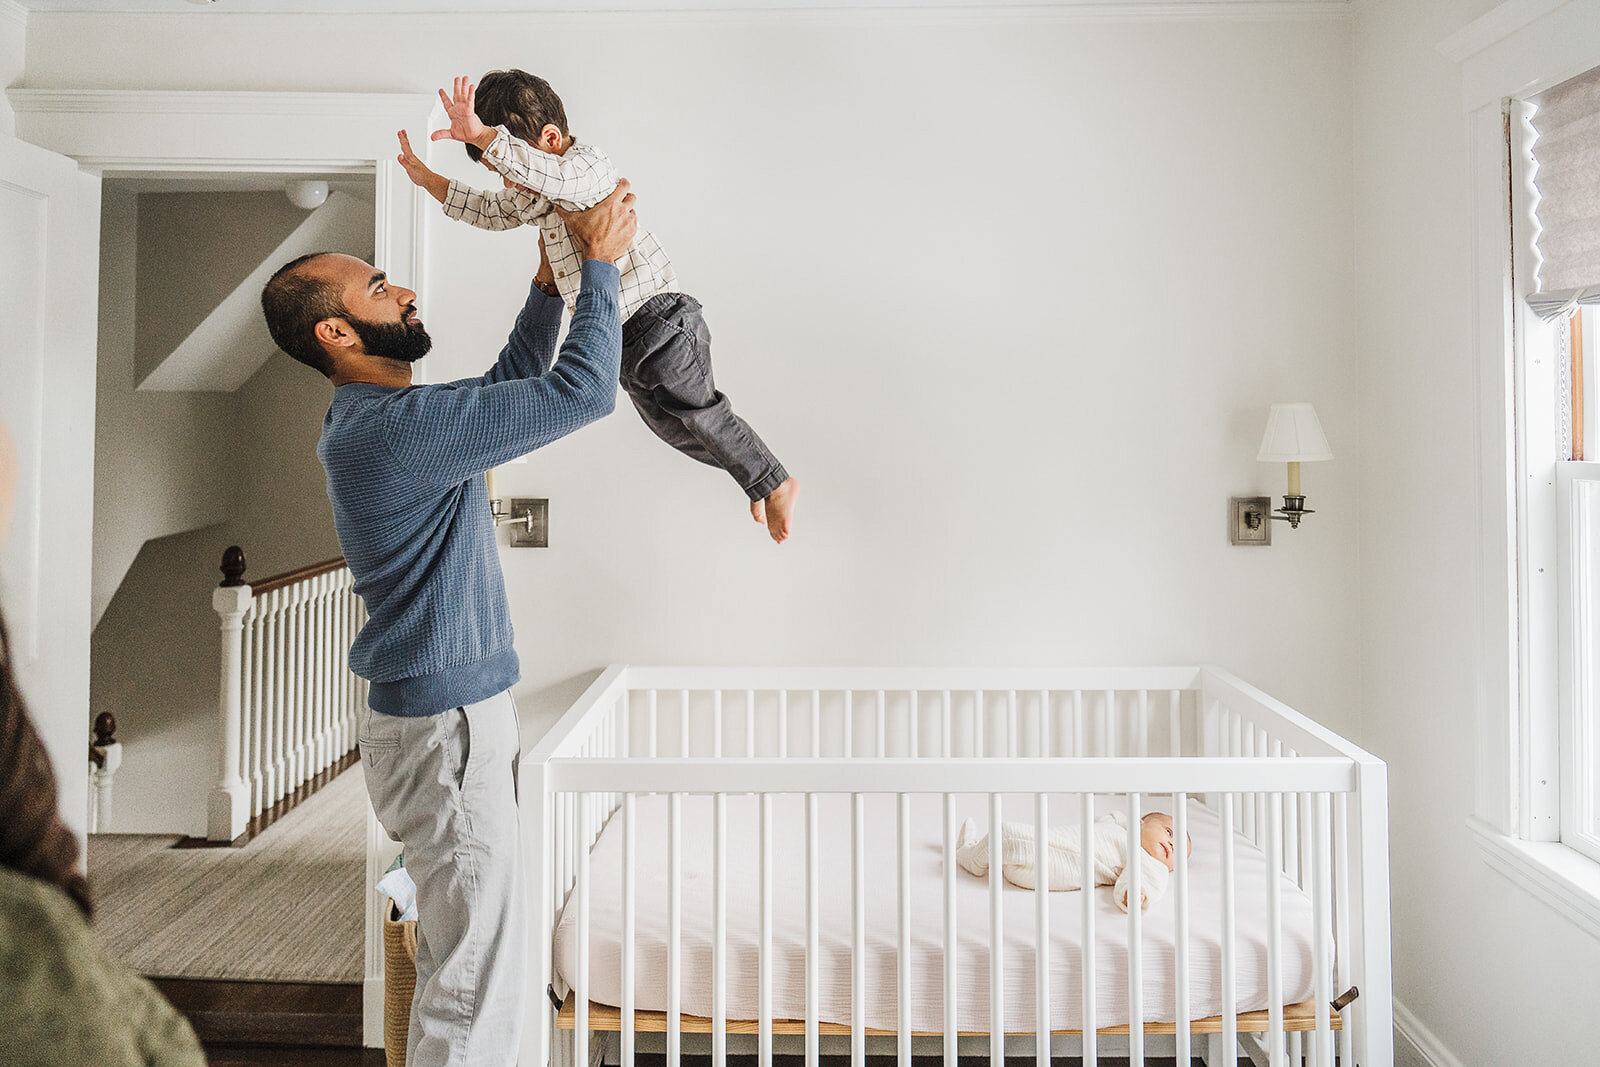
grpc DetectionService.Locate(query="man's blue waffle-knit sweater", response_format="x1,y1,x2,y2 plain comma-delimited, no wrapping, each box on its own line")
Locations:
318,260,621,717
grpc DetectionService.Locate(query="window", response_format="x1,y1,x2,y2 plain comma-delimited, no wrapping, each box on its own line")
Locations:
1515,65,1600,861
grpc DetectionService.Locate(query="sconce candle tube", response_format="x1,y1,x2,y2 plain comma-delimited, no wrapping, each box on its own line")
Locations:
1287,461,1301,498
486,468,498,503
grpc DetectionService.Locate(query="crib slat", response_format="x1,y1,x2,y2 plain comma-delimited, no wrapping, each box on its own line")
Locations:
779,691,789,759
1174,791,1191,1063
668,792,682,1067
1267,794,1284,1066
806,792,820,1067
989,791,1004,1066
811,690,822,757
974,690,983,757
1081,793,1097,1064
1137,689,1149,758
648,690,658,759
877,690,887,757
1127,792,1144,1067
746,690,756,758
576,798,589,1067
897,793,911,1067
1073,690,1085,757
1169,690,1182,757
680,690,690,758
622,794,636,1067
714,690,724,760
942,791,957,1067
760,792,773,1067
1038,690,1050,757
1221,792,1237,1063
1104,689,1116,758
1313,792,1333,1067
845,691,854,759
851,792,866,1067
1034,791,1049,1067
1007,689,1018,757
1335,794,1353,1067
942,691,953,758
714,792,727,1067
910,691,919,759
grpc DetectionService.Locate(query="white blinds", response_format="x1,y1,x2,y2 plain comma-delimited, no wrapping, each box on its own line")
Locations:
1530,64,1600,320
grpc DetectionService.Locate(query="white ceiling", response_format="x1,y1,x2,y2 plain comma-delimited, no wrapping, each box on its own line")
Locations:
13,0,1352,13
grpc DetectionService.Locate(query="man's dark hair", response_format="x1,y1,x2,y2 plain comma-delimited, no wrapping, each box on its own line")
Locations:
261,252,344,378
467,69,569,163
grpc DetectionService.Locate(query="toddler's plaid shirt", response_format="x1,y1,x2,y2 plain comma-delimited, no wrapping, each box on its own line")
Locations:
442,126,677,318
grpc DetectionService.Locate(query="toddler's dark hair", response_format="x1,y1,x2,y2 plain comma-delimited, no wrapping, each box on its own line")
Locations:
467,70,569,162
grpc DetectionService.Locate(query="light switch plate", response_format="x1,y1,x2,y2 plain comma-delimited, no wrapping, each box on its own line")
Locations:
507,498,549,548
1230,496,1272,546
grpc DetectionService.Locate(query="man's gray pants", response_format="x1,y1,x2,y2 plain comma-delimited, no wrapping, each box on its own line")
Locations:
358,691,525,1067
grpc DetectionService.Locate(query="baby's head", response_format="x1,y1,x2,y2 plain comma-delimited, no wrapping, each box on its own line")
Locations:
1139,812,1192,871
467,69,571,165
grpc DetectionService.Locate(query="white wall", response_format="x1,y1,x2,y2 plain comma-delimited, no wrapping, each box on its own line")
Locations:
25,10,1365,742
92,187,237,626
1353,0,1600,1063
0,4,23,138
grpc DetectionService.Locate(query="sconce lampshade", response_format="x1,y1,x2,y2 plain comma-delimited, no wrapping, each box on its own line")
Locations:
1257,403,1333,463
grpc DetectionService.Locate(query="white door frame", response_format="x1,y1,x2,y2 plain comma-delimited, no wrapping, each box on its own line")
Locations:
0,130,100,847
8,89,435,1047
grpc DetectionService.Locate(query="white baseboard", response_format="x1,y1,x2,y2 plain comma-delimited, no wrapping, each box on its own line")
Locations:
1393,998,1465,1067
364,975,385,1049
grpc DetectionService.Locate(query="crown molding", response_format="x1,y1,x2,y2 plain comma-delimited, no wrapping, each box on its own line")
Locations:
1,0,28,27
7,88,430,115
17,0,1354,22
1438,0,1567,64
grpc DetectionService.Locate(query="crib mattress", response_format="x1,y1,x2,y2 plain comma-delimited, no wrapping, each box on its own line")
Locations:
552,792,1324,1033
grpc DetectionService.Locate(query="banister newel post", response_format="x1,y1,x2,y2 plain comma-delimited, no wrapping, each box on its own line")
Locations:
209,547,254,842
88,712,121,834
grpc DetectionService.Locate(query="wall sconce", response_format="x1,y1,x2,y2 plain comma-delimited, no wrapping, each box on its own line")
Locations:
1230,402,1333,545
485,468,549,547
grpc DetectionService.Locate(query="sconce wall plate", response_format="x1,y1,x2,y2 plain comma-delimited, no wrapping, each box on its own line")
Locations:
1230,496,1272,546
507,498,549,548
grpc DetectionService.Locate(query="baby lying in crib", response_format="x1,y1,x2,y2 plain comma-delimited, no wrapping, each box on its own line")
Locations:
956,810,1190,912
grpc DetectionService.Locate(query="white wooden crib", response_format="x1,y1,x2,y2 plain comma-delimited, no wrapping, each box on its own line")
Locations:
518,667,1392,1067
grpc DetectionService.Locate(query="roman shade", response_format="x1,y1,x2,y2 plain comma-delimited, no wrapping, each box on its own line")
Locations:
1529,64,1600,320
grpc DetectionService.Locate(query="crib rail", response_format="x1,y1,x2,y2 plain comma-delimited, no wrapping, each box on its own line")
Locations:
520,666,1391,1067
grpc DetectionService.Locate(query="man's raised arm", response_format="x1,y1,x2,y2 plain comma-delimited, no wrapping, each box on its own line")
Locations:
380,180,639,485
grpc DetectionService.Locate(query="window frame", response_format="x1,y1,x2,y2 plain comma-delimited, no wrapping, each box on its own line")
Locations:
1452,0,1600,936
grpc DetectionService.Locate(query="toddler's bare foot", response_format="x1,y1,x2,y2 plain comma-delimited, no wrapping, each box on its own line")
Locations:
759,477,799,544
750,498,766,526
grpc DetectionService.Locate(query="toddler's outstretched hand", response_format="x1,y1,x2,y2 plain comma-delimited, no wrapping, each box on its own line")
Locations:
431,76,495,152
396,130,448,204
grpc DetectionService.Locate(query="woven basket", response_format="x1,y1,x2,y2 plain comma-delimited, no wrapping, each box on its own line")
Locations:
383,898,419,1067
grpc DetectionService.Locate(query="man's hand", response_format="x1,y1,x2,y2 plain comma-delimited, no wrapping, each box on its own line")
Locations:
554,179,638,264
396,131,449,204
430,76,496,153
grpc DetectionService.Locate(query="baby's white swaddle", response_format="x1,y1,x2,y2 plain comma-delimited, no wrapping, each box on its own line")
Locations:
955,810,1170,912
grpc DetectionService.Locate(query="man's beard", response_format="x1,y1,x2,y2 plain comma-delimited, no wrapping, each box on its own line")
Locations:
348,311,432,364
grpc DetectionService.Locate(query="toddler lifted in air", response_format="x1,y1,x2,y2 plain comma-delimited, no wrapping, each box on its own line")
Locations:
398,73,799,542
956,810,1190,913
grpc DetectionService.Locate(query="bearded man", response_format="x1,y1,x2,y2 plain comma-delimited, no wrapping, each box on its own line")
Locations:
259,180,635,1067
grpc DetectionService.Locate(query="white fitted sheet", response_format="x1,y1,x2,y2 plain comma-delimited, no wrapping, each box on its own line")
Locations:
553,792,1323,1032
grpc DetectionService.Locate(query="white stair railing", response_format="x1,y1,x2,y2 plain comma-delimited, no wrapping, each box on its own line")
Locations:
209,545,368,842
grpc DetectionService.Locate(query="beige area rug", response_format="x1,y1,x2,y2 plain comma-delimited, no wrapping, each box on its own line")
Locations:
87,763,368,983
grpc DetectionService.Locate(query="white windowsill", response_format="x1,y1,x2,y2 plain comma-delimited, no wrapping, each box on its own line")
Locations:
1469,817,1600,942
